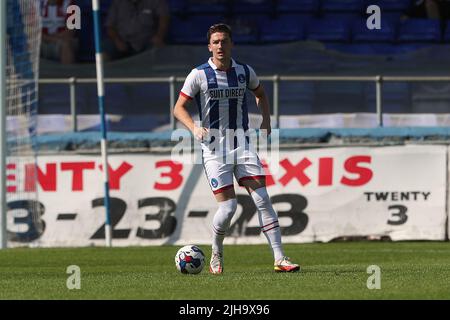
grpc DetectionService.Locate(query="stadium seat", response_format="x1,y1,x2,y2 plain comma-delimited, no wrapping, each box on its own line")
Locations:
444,22,450,42
352,19,397,43
231,0,273,14
363,0,412,12
381,12,403,24
321,0,365,13
228,15,262,44
276,0,320,14
260,15,305,43
187,0,229,14
321,12,362,23
169,15,225,44
397,19,442,43
305,19,352,42
168,0,188,14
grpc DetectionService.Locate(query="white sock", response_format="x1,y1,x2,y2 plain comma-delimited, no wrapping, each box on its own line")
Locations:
251,187,285,262
212,198,237,255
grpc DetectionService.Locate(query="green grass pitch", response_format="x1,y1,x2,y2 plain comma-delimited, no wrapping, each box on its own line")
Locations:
1,242,450,300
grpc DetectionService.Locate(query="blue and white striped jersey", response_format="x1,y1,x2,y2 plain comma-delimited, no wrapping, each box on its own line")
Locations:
180,58,260,133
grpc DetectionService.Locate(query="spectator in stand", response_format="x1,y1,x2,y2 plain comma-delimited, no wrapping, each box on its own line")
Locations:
402,0,450,20
104,0,170,61
434,0,450,19
40,0,77,64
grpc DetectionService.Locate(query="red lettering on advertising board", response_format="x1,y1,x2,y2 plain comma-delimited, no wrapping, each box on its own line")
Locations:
268,156,373,187
340,156,373,186
24,163,57,191
61,162,96,191
279,158,313,186
318,157,333,186
154,161,183,190
99,162,133,190
6,163,17,193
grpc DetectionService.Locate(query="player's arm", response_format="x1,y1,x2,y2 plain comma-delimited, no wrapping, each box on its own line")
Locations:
173,94,209,141
175,69,209,140
252,84,272,136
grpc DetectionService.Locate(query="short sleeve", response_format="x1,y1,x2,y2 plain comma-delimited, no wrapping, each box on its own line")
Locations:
248,65,260,91
180,69,200,99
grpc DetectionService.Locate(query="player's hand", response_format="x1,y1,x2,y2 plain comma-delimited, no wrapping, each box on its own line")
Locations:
260,118,271,136
193,126,209,141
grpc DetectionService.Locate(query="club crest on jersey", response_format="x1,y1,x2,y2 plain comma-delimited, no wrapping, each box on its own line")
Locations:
208,78,217,86
238,74,246,84
211,178,219,188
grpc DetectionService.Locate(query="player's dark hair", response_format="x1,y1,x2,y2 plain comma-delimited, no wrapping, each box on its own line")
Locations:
207,23,233,43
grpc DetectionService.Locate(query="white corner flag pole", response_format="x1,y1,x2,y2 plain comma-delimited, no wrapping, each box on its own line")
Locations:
0,0,7,249
92,0,112,247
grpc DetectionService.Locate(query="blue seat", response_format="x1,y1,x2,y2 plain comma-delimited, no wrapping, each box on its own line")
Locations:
168,0,188,14
364,0,412,12
444,22,450,42
232,0,273,14
352,19,397,42
188,0,229,14
228,15,262,44
397,19,442,43
305,19,352,42
321,0,365,12
169,16,225,44
382,12,403,24
277,0,320,13
321,12,362,23
260,15,305,43
232,32,259,44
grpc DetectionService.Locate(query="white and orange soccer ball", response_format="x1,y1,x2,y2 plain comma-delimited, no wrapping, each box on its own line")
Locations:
174,245,206,274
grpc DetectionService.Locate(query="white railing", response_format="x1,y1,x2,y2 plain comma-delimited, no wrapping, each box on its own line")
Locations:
38,75,450,132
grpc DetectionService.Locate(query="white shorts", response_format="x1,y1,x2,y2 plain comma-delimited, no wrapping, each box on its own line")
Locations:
202,147,266,194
